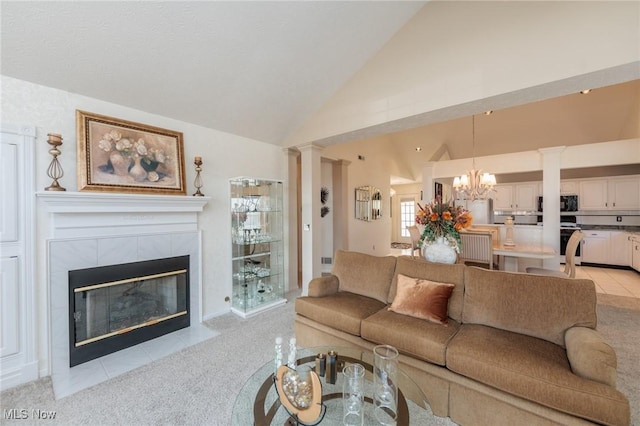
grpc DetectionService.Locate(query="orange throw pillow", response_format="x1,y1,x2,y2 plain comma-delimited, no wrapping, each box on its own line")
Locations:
389,274,455,325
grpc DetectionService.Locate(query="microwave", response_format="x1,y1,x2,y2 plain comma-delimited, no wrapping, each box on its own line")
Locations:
537,195,578,212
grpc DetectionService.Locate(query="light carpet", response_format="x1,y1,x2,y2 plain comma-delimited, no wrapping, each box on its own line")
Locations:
1,293,638,425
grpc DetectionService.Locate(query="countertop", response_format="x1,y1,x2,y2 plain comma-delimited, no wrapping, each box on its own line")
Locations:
579,225,640,233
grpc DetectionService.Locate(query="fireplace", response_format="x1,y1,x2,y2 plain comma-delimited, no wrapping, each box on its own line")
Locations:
39,192,209,398
68,255,190,367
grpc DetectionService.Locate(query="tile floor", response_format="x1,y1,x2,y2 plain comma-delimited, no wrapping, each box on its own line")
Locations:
389,247,640,300
576,265,640,298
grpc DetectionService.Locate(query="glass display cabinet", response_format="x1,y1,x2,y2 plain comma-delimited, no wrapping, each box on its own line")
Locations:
230,177,285,317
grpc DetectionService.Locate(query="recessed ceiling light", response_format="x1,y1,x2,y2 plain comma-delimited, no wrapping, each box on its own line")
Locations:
415,147,422,152
484,110,493,115
580,89,592,94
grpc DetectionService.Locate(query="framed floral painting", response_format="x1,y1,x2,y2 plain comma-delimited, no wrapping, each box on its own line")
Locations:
76,110,186,195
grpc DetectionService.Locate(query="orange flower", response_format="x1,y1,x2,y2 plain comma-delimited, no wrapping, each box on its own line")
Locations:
457,212,473,229
429,213,439,221
442,211,452,221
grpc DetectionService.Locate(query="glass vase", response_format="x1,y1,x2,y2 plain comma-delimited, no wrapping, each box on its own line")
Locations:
342,363,365,426
373,345,399,425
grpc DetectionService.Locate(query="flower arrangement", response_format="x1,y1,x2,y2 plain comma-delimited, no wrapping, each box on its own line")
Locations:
416,199,473,252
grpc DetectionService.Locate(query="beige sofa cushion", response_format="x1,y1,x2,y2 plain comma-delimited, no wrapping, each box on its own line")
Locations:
447,324,630,426
361,309,460,366
332,250,397,304
295,292,386,336
565,326,618,388
462,267,597,347
307,275,339,297
388,256,465,322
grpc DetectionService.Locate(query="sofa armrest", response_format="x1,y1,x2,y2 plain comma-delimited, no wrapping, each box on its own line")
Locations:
308,275,339,297
565,326,617,388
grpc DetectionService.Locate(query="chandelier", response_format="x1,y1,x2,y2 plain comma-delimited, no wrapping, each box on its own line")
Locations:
452,115,496,201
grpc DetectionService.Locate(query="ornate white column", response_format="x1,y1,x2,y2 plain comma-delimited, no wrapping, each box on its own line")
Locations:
421,162,436,203
298,143,324,296
283,148,300,292
539,146,565,268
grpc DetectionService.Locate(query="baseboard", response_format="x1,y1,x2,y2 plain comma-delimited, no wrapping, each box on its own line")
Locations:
202,307,231,322
0,361,39,392
580,262,634,271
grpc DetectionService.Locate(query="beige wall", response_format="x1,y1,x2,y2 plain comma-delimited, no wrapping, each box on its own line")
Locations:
323,136,400,255
288,1,640,146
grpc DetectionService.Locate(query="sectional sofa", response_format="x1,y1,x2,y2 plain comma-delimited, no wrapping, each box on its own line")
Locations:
294,250,630,425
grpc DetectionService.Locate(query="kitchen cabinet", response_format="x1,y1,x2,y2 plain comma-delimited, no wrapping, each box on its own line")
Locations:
579,176,640,210
581,230,610,264
582,230,634,267
579,179,608,210
609,231,631,266
230,177,285,318
492,185,514,210
632,236,640,272
609,177,640,210
560,180,579,195
492,183,537,211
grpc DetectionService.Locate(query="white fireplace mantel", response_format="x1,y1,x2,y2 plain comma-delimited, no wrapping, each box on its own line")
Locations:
40,191,212,398
37,191,211,239
37,191,210,213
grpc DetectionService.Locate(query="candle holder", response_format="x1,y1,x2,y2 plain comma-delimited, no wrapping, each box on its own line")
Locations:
504,216,516,247
193,157,204,196
45,133,66,191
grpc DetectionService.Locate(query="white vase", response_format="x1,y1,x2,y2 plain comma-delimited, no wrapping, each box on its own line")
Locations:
129,157,148,182
422,236,458,264
109,151,131,176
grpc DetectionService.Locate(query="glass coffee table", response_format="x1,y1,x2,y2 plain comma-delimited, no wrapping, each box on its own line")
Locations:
232,346,432,425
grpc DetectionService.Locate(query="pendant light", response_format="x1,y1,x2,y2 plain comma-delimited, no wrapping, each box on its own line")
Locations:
452,115,496,200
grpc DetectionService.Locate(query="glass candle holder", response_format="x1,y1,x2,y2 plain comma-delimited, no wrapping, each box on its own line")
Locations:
343,363,365,426
373,344,399,425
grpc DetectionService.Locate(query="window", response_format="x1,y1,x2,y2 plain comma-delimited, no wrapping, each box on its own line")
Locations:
400,199,416,237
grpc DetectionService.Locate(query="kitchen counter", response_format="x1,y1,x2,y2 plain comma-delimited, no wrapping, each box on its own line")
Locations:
579,225,640,232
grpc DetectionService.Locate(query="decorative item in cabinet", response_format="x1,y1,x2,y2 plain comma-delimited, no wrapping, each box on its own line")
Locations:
230,177,285,317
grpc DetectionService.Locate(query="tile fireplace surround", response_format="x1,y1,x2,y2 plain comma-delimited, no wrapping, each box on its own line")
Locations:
38,192,213,398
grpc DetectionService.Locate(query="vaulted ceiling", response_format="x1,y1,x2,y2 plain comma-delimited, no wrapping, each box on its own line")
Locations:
2,1,638,167
1,1,424,144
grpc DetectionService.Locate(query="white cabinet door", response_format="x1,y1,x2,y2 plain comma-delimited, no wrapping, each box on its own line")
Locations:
609,177,640,210
0,125,37,391
632,239,640,272
0,257,19,358
515,184,537,210
581,231,610,264
493,185,514,210
561,180,579,195
579,180,608,210
609,232,631,266
0,142,18,242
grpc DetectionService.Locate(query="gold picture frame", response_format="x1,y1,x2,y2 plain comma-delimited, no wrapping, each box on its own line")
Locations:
77,110,186,195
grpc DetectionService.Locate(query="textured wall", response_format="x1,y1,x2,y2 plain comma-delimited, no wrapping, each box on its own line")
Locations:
1,76,285,373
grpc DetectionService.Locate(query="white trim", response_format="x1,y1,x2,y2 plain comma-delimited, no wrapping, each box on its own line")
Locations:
0,124,38,391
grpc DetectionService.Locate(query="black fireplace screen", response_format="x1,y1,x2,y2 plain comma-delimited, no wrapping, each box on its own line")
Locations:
69,256,190,367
